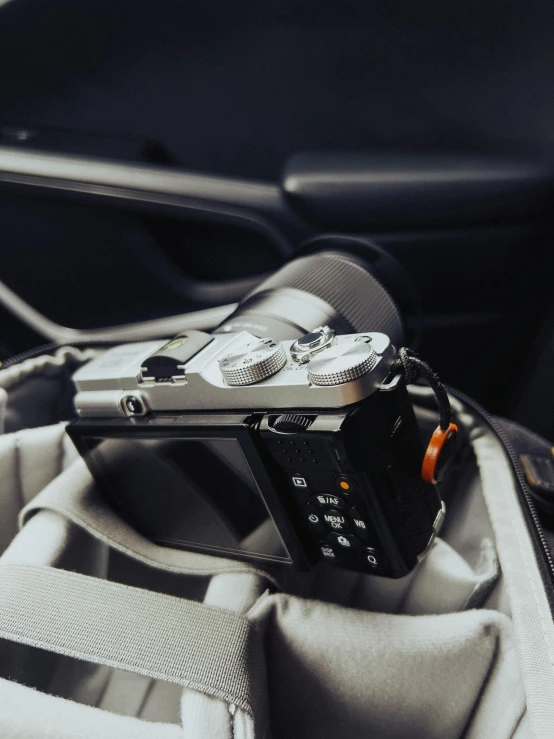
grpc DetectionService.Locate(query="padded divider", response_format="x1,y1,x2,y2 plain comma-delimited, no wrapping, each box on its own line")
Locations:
249,593,525,739
0,422,69,552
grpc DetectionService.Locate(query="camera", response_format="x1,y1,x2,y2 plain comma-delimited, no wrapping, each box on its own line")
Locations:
67,246,444,578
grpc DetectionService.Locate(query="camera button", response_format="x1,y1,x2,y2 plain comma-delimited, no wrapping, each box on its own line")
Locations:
289,472,309,490
304,505,326,536
123,395,146,416
334,475,356,494
327,532,360,550
310,494,345,510
348,508,370,541
319,542,338,561
360,547,384,570
322,508,350,533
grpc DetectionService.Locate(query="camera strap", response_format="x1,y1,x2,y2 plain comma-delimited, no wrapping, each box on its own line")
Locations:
377,349,457,556
390,348,452,432
389,348,459,485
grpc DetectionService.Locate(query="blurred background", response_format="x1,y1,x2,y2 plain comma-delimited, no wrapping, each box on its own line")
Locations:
0,0,553,436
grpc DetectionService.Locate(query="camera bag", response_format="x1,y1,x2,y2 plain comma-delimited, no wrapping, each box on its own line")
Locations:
0,347,552,738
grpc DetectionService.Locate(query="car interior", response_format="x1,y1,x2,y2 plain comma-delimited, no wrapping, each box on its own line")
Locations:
1,2,554,737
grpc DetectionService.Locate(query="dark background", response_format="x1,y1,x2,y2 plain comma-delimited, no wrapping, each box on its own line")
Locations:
2,0,554,176
1,0,553,436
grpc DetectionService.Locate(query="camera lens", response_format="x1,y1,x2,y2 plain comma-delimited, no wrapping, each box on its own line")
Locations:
215,237,406,346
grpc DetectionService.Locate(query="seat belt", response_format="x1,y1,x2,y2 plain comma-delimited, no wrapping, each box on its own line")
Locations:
0,564,264,719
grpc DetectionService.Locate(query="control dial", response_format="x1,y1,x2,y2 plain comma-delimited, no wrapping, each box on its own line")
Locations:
308,341,378,386
219,337,286,385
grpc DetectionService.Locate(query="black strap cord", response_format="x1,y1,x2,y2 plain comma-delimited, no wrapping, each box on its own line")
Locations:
390,348,452,431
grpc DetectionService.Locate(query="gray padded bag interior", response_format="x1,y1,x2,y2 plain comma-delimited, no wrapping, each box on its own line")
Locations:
0,349,552,738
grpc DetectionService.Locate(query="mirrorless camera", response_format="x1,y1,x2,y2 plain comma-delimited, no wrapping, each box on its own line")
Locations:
68,246,444,577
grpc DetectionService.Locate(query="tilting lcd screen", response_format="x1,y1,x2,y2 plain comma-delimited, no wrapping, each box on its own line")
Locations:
84,436,291,562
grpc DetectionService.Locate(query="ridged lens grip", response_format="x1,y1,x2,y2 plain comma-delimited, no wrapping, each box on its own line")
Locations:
236,251,403,346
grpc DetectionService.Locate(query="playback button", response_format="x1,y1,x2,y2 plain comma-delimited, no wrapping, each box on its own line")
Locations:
289,472,309,490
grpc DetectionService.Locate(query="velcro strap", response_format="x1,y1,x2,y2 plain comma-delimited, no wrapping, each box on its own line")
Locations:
0,564,263,716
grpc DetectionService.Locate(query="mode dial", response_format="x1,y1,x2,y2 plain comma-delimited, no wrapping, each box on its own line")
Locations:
308,341,378,386
219,338,286,385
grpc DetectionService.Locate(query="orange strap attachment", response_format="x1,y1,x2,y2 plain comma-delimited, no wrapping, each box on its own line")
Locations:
421,423,458,484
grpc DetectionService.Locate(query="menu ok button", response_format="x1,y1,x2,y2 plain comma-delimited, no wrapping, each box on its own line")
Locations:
322,508,349,533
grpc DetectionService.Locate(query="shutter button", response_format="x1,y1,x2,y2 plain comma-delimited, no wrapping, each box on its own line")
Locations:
290,326,336,364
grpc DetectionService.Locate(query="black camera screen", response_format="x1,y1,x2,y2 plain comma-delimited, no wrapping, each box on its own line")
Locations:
83,436,291,562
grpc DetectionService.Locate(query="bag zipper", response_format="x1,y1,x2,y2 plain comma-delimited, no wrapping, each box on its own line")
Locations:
447,385,554,611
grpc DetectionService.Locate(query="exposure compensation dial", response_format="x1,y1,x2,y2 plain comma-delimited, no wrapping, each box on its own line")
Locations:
308,341,378,386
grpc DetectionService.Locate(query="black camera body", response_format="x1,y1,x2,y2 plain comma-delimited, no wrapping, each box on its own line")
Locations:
68,321,444,578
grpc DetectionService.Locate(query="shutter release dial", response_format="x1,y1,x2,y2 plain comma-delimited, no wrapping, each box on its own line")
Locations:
219,337,286,385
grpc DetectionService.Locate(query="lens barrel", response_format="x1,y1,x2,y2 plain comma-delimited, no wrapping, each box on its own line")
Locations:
216,242,405,346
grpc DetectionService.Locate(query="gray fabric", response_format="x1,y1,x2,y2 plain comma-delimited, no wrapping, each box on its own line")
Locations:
0,387,7,435
0,421,82,564
20,457,280,585
0,677,182,739
0,502,263,736
0,421,270,735
401,536,499,613
249,593,526,739
0,348,100,434
471,427,554,739
0,348,100,394
0,563,265,721
0,357,544,739
180,572,267,739
0,557,526,739
0,510,112,710
1,509,108,576
0,422,69,552
302,521,499,616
